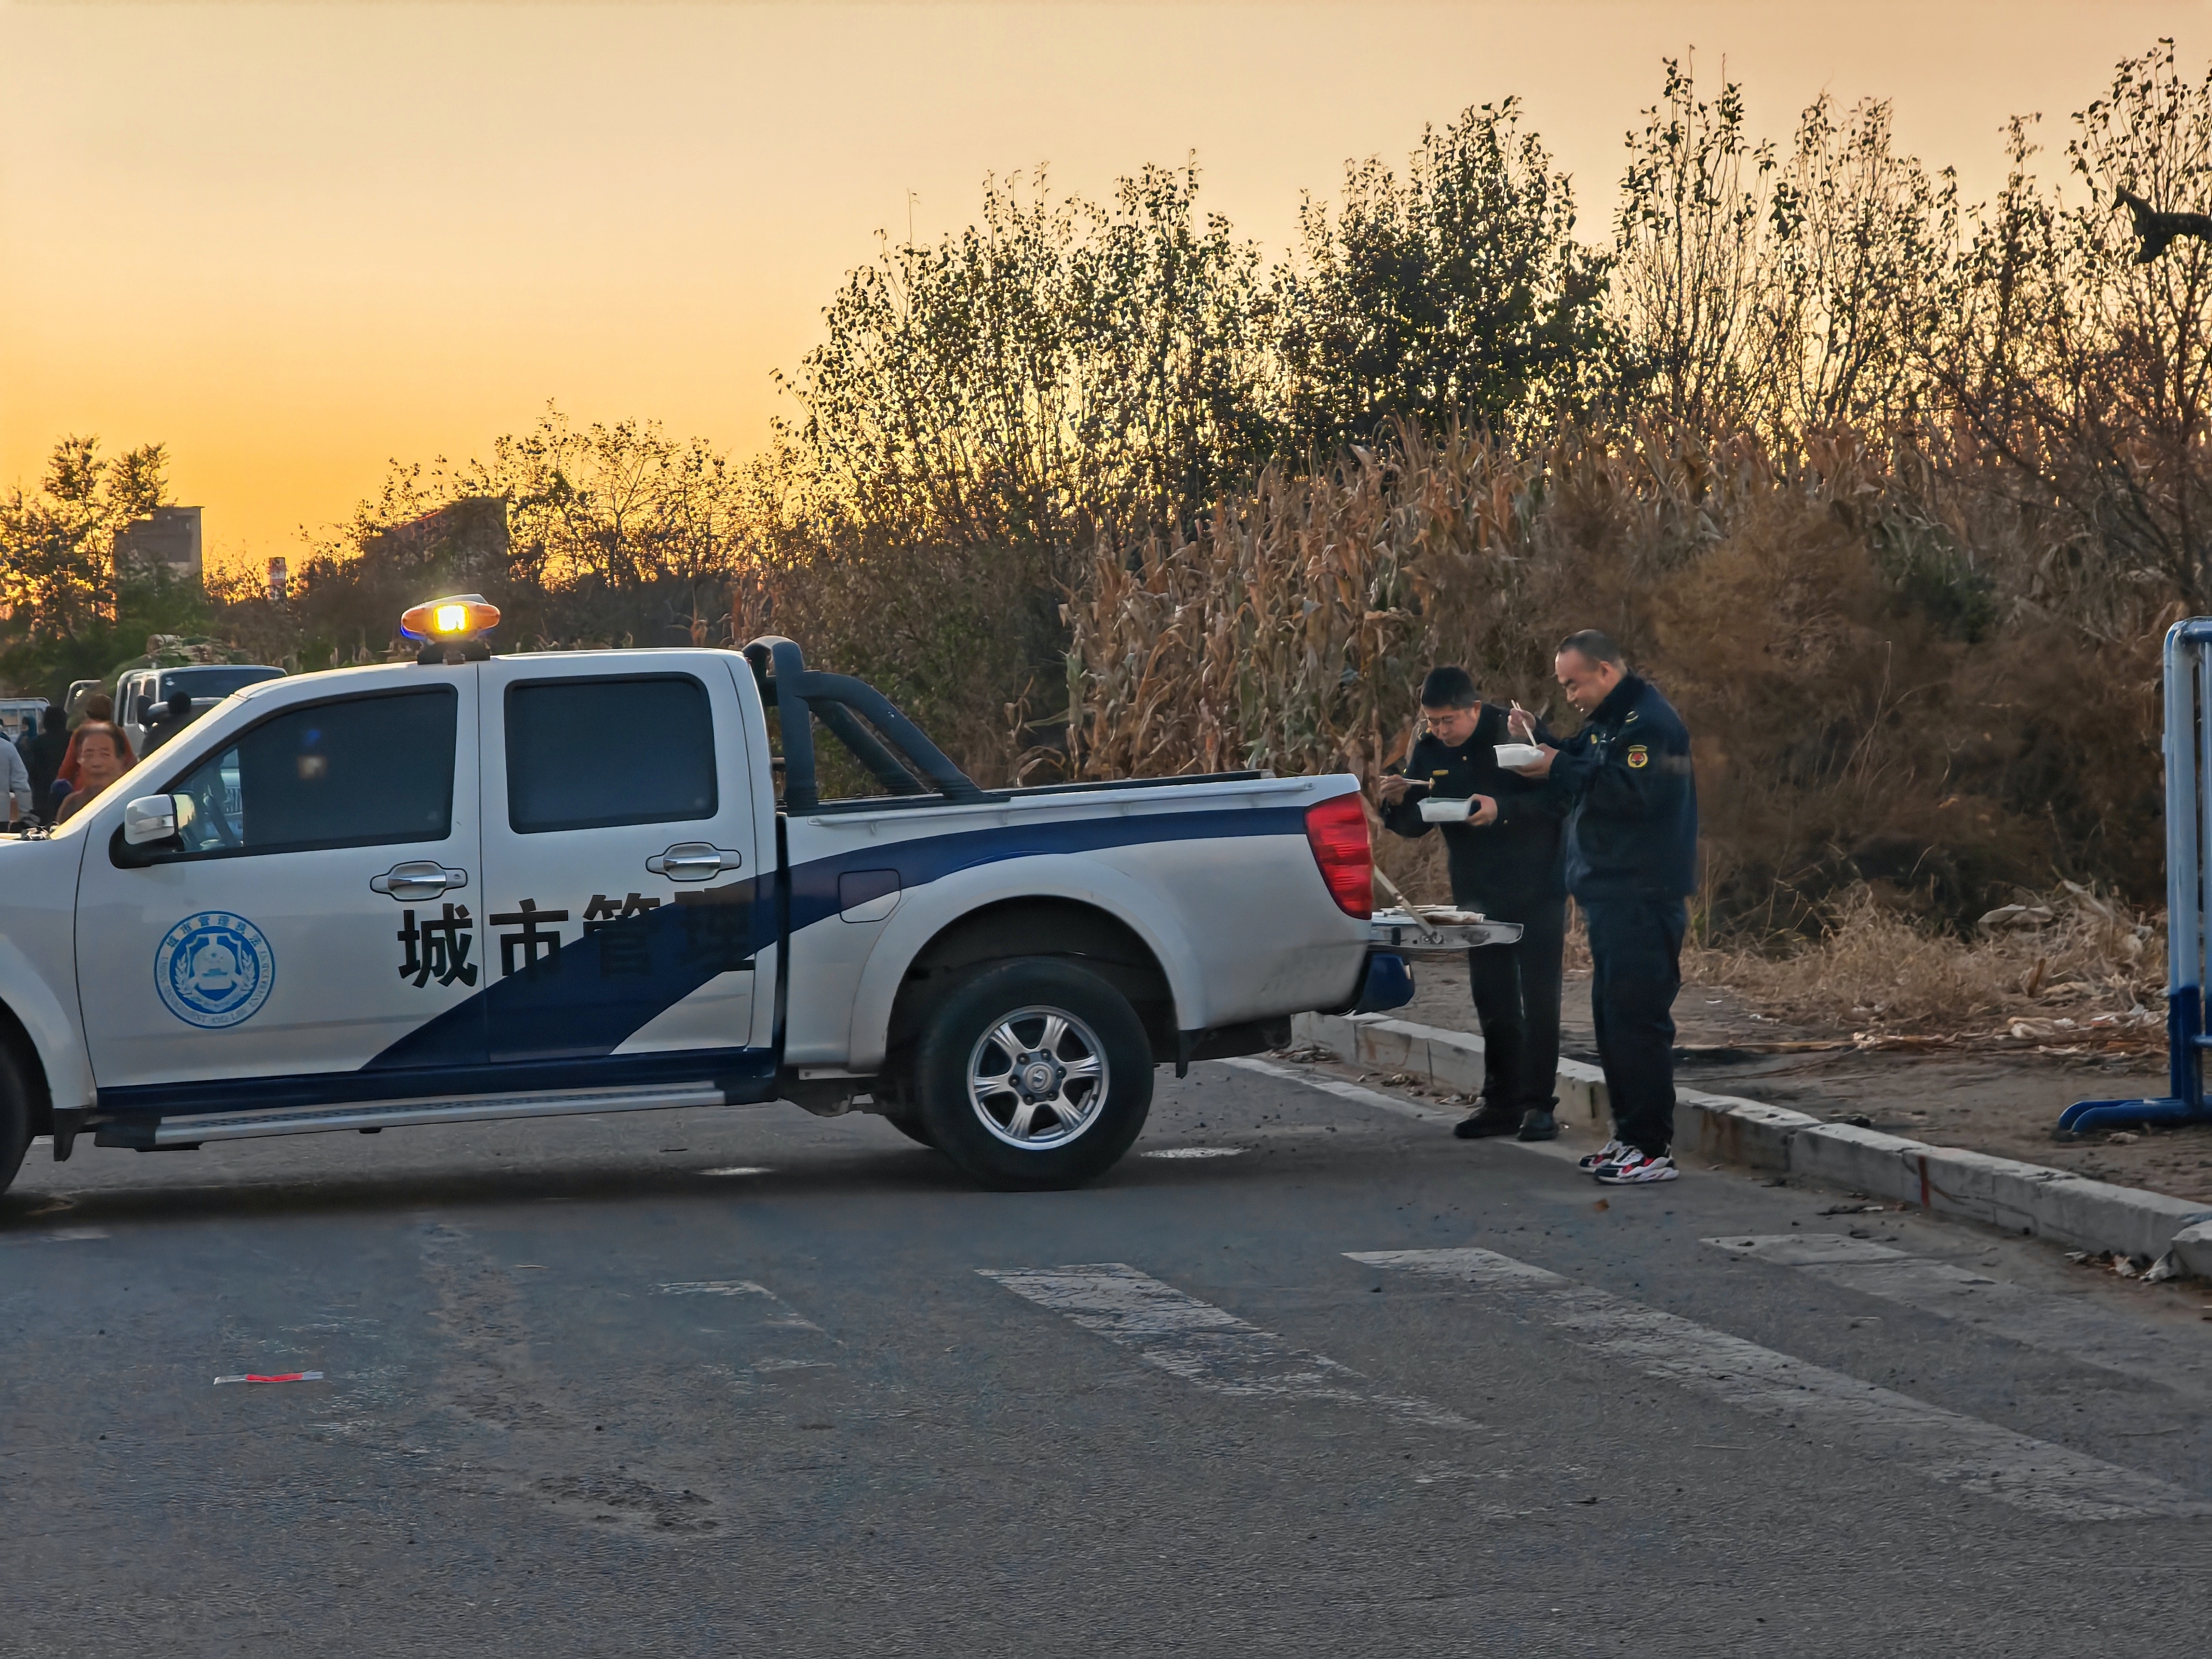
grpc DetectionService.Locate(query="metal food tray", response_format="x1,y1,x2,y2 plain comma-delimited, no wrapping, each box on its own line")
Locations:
1368,907,1523,957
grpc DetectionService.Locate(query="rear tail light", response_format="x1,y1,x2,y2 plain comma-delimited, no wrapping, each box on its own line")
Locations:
1304,792,1373,918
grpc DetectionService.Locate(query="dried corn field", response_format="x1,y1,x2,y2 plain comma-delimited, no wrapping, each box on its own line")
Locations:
1065,423,1759,779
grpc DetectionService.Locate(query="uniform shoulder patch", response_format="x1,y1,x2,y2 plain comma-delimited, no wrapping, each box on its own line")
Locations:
1626,744,1649,769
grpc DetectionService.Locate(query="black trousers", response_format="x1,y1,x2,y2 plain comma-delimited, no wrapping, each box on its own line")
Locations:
1583,896,1688,1156
1466,898,1567,1114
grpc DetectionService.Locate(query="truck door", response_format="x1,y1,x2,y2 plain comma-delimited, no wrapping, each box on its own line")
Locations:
74,675,485,1101
476,657,767,1076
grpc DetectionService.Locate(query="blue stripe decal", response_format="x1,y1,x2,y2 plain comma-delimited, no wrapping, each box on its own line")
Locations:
369,882,769,1070
785,801,1311,932
367,801,1313,1073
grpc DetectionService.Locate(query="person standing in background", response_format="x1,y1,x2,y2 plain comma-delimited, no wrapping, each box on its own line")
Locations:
13,713,40,810
1376,665,1568,1143
56,693,135,795
145,689,197,752
0,726,30,827
24,707,68,821
1507,630,1699,1185
55,722,129,825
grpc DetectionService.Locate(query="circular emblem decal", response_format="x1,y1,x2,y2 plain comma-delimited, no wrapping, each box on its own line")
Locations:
155,912,275,1029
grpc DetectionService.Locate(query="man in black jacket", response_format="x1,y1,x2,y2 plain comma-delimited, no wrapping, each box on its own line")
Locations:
1377,665,1567,1143
1508,631,1698,1185
144,689,198,752
21,705,66,823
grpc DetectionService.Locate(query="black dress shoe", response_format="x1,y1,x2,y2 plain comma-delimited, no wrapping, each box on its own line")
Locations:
1516,1109,1559,1142
1452,1104,1522,1139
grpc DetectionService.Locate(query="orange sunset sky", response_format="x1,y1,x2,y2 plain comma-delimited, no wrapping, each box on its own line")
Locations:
4,1,2209,572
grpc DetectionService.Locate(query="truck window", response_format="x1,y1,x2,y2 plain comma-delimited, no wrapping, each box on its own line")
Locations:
164,687,457,857
156,665,284,700
505,674,717,834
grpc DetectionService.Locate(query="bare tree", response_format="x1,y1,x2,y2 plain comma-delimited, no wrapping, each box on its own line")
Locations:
1934,42,2212,622
1756,96,1959,437
1611,58,1775,428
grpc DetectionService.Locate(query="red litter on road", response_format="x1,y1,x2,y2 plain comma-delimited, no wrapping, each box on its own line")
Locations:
212,1372,323,1385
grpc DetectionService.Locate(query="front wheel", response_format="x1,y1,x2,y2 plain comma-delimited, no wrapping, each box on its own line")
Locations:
0,1044,31,1198
913,959,1154,1190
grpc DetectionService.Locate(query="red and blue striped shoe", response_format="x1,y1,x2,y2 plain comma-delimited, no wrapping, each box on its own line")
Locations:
1593,1147,1680,1185
1577,1137,1629,1172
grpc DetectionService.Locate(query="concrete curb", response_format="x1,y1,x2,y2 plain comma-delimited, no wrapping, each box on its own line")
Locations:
1292,1010,2212,1269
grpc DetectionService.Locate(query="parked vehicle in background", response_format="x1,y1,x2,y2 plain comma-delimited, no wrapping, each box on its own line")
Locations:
62,680,101,723
0,598,1507,1196
116,663,284,756
0,699,49,744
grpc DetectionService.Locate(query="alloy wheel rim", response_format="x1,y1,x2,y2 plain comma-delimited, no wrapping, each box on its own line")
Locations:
966,1004,1109,1150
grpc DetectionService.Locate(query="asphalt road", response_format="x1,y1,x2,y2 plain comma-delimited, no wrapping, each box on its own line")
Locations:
5,1057,2211,1657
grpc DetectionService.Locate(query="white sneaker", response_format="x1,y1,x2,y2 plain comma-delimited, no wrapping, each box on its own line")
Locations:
1594,1149,1680,1185
1577,1138,1629,1172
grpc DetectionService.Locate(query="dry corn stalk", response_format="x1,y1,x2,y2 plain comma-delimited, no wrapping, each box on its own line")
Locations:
1065,419,1814,787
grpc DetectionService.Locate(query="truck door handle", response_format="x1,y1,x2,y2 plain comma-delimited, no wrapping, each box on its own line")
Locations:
370,861,469,902
646,842,741,882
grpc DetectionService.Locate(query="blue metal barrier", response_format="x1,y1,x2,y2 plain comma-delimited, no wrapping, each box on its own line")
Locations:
2059,617,2212,1135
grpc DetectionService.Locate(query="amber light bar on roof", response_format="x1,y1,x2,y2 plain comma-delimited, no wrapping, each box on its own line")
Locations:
400,594,501,642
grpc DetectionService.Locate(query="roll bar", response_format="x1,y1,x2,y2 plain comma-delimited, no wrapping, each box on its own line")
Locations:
741,636,984,812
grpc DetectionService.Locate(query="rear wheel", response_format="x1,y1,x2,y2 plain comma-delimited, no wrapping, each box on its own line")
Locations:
0,1045,31,1198
913,959,1153,1190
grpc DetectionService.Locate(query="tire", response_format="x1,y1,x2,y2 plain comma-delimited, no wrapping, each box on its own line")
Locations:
881,1110,938,1150
912,958,1154,1190
0,1044,31,1198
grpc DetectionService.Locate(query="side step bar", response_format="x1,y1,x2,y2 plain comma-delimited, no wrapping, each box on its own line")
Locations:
139,1082,729,1147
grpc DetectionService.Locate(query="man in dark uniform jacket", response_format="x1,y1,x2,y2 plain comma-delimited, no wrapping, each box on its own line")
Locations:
1508,630,1699,1185
21,706,66,823
1377,665,1568,1143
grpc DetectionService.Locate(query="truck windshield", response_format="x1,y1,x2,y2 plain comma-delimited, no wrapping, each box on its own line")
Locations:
157,665,282,700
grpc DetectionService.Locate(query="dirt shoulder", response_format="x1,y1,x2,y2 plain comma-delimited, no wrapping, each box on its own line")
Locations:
1398,965,2212,1206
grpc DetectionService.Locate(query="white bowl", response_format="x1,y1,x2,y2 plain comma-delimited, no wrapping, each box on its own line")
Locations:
1494,743,1544,768
1418,795,1472,824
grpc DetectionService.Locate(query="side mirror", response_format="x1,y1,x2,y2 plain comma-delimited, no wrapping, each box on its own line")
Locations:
122,792,191,847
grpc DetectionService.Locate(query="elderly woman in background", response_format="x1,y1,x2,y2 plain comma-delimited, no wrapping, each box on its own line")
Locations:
56,693,136,795
54,723,130,825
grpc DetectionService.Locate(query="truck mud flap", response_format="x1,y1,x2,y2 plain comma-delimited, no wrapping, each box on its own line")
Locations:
1176,1017,1294,1075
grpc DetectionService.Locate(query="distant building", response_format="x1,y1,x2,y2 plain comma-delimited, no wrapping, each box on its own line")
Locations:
267,557,288,604
113,506,204,585
363,497,509,572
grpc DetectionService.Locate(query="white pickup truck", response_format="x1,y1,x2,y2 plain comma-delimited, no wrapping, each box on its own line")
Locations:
0,602,1509,1193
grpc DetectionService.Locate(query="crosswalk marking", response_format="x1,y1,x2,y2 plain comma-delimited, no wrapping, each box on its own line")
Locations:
979,1263,1471,1429
1705,1234,2212,1395
657,1280,772,1296
653,1279,825,1332
1350,1246,2208,1522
